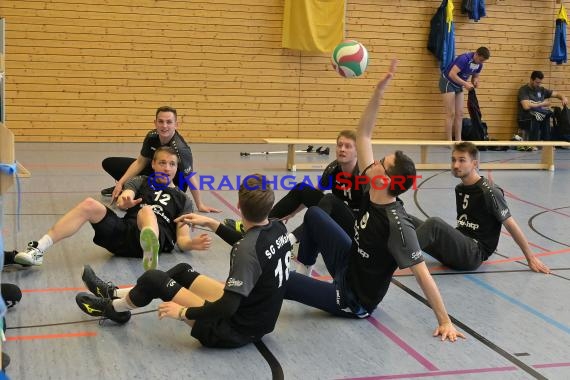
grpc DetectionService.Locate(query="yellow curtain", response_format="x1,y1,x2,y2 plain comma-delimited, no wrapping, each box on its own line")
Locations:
282,0,345,53
445,0,454,32
557,3,568,23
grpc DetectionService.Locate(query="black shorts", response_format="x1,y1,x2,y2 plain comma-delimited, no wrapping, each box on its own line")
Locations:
191,318,257,348
91,207,173,258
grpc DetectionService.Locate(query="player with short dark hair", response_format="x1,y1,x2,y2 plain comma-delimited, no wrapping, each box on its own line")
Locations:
76,174,292,348
285,61,464,342
411,142,550,273
15,147,211,270
101,106,220,213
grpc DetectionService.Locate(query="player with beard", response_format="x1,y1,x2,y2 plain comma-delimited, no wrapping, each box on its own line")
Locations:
411,142,550,273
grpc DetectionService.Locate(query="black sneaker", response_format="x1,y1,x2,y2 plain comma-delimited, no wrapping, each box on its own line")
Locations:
75,292,131,324
100,186,115,197
222,218,245,235
2,351,10,371
82,265,117,299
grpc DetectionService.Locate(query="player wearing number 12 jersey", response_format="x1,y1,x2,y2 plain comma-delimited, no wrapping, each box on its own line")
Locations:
76,174,292,348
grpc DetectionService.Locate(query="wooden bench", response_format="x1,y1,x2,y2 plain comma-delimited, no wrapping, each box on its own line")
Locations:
263,138,570,172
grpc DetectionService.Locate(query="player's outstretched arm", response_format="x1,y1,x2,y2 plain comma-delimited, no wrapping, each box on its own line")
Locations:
503,217,550,274
356,59,398,174
410,262,466,342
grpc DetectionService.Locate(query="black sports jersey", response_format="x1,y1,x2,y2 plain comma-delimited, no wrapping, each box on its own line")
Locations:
319,160,363,211
347,194,424,312
224,220,291,337
140,130,194,190
124,176,193,251
455,177,511,257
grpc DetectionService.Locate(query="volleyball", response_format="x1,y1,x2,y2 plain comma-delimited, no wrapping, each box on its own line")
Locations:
331,40,369,78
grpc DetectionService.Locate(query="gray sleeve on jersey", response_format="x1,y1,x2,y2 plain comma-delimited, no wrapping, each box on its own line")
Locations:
182,193,194,214
487,185,511,222
224,242,262,297
387,214,424,269
124,176,146,192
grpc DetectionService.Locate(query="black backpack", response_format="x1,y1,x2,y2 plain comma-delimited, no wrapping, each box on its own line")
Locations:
553,105,570,136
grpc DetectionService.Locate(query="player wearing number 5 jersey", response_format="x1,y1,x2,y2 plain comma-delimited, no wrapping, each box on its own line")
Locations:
410,141,550,274
76,174,292,348
15,147,211,269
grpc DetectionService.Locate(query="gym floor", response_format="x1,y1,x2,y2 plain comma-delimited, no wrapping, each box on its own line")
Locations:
2,142,569,379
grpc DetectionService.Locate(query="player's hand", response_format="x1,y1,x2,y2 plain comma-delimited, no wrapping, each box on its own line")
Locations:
175,213,214,227
196,203,222,213
464,82,474,91
528,256,550,274
191,233,213,250
118,194,142,210
111,183,123,201
158,301,184,320
433,322,466,342
376,59,398,93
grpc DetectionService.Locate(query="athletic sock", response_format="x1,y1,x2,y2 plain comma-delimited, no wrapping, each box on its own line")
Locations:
36,235,54,252
115,287,133,298
112,298,136,312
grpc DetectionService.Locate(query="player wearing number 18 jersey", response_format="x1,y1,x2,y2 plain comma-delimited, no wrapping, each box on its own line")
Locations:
75,174,292,348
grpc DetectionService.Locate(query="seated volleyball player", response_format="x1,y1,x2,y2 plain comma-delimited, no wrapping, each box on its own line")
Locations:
76,174,292,348
15,146,211,270
285,60,464,341
225,129,363,255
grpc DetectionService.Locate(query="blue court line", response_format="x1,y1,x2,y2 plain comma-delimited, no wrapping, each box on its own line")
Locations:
464,275,570,334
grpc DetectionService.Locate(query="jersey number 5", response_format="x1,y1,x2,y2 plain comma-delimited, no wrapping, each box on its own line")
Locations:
274,251,292,287
462,194,470,210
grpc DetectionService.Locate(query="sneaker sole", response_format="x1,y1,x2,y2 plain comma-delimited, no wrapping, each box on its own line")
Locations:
140,227,160,271
14,253,41,266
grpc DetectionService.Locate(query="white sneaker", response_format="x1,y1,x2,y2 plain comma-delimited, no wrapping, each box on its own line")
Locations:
14,242,44,266
290,242,299,261
140,227,160,271
289,243,313,276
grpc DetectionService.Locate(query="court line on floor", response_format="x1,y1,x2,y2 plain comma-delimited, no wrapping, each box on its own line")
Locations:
7,332,97,341
463,275,570,335
254,340,284,380
213,188,439,371
211,190,239,214
210,189,283,380
366,316,438,371
20,285,132,294
339,361,570,380
7,309,156,330
528,206,570,247
390,279,547,379
503,190,570,218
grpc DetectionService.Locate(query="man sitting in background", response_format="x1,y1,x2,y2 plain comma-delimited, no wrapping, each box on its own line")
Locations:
517,71,568,147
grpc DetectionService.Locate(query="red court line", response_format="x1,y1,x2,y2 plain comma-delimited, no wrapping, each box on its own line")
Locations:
339,361,570,379
366,317,438,372
483,247,570,265
211,190,239,214
7,332,97,341
503,190,570,218
340,365,516,379
312,246,570,280
22,285,132,294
